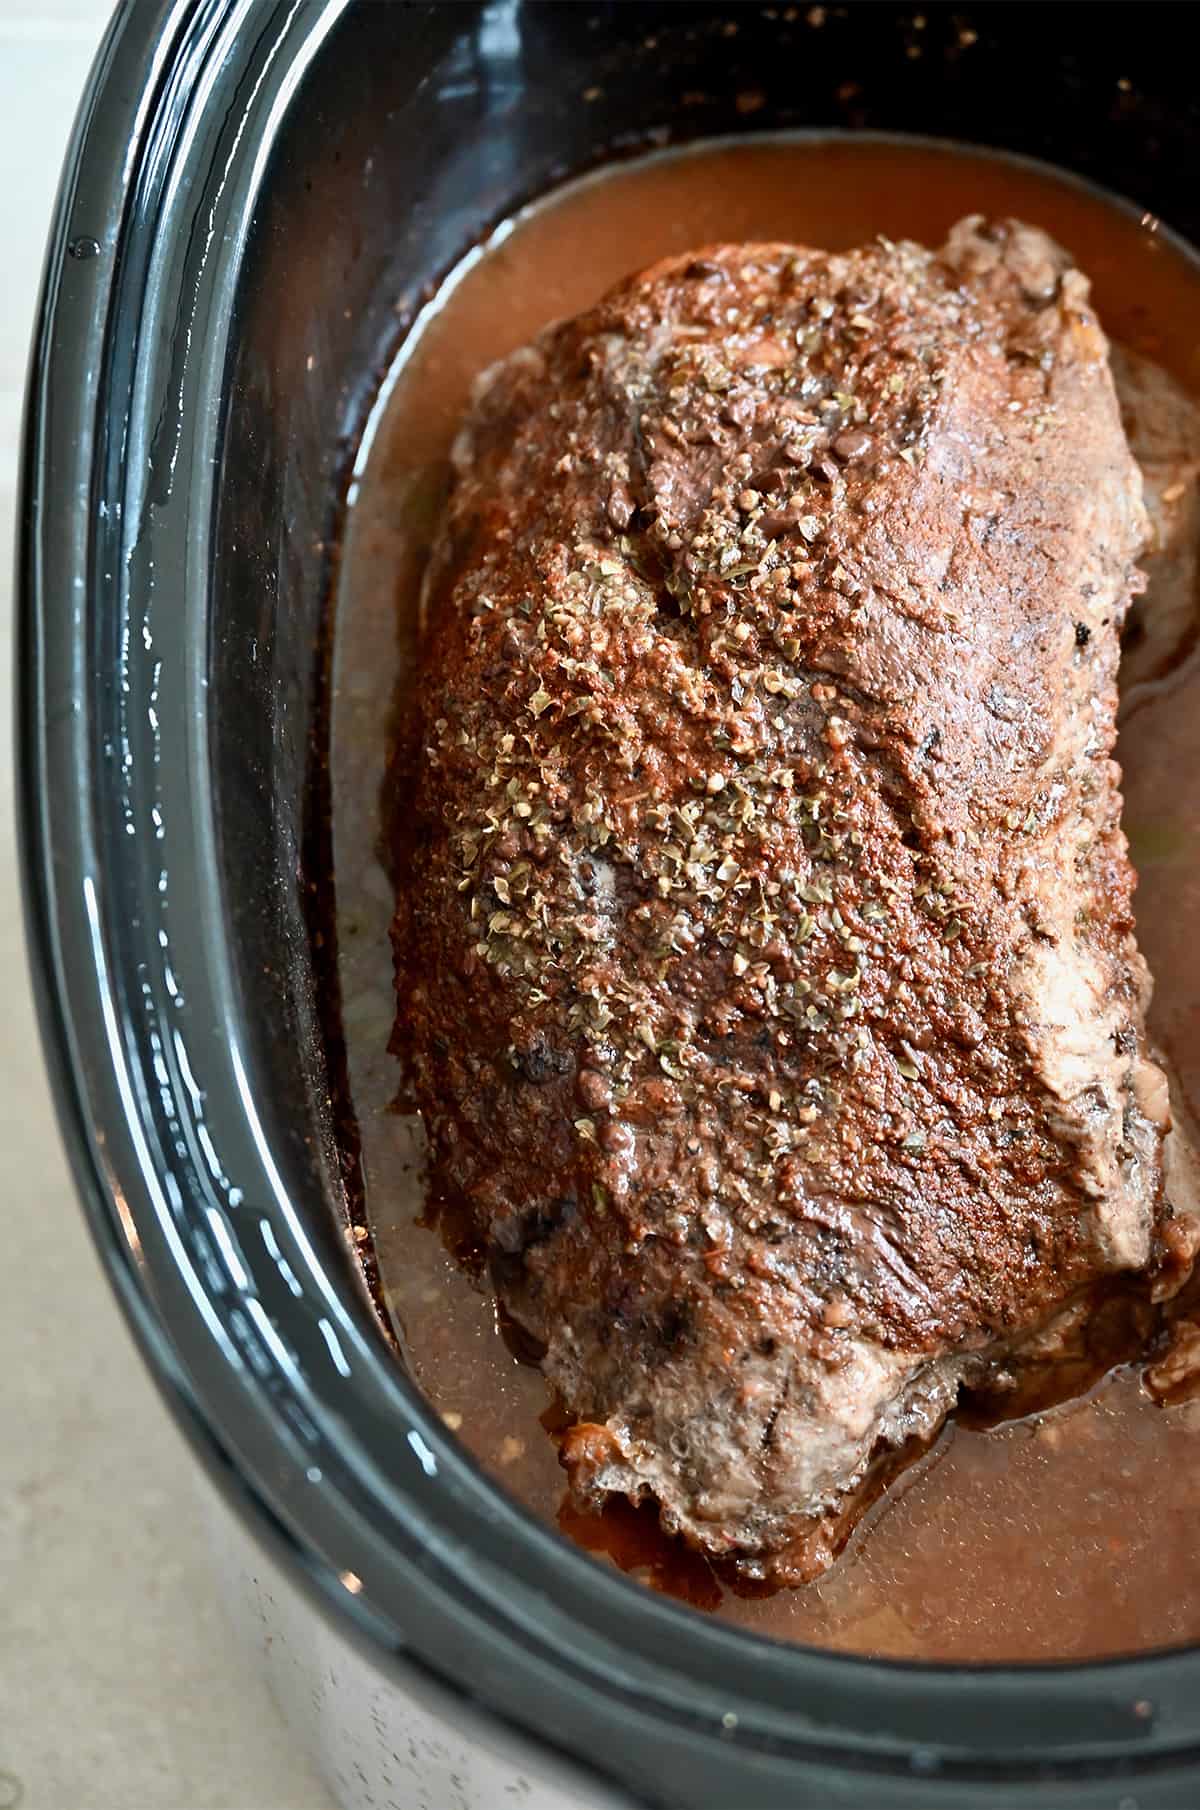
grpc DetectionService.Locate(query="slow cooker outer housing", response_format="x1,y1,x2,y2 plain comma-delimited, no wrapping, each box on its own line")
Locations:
19,2,1200,1804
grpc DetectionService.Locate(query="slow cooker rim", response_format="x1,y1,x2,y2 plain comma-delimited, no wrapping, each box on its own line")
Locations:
19,1,1200,1801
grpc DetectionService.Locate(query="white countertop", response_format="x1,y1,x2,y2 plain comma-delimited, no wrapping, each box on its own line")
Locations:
0,5,335,1804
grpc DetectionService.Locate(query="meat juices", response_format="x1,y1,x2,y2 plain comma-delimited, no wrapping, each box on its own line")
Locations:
332,136,1200,1657
392,218,1196,1584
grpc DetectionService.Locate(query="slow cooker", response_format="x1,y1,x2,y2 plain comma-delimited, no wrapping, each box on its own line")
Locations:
19,3,1200,1805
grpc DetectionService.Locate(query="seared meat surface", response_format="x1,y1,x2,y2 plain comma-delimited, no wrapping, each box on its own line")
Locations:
1113,343,1200,688
394,217,1192,1582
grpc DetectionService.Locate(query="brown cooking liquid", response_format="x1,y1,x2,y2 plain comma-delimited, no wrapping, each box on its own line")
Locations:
332,136,1200,1662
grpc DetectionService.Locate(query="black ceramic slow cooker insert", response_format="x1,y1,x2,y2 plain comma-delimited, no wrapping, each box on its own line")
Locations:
19,4,1200,1805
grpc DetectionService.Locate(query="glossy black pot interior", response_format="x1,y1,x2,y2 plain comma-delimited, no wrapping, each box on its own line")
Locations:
20,3,1200,1806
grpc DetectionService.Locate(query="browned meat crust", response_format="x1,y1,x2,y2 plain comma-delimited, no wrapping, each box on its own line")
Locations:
393,216,1194,1583
1112,341,1200,688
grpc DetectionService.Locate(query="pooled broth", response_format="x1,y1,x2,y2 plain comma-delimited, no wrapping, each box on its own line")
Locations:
332,135,1200,1662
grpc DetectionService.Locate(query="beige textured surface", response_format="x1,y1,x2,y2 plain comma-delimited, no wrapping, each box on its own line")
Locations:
0,4,335,1806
